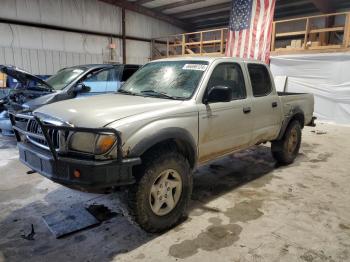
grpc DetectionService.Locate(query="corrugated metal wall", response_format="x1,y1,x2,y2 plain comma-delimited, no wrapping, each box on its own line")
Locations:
126,10,182,64
0,0,182,74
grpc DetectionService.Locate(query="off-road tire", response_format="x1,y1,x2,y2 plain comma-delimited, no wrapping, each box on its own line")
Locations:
272,120,302,165
128,146,192,233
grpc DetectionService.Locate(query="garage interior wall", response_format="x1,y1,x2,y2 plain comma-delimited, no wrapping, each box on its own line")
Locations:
0,0,182,75
125,10,182,64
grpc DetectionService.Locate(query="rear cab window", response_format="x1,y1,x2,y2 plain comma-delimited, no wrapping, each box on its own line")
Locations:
247,64,272,97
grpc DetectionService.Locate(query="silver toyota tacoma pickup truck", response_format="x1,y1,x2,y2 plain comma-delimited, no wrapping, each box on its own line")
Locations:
11,57,315,232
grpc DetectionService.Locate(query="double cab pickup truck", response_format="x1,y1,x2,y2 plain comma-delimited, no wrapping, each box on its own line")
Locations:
11,57,315,232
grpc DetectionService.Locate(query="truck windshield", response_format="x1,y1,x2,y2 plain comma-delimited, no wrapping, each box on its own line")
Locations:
119,61,208,100
46,67,87,90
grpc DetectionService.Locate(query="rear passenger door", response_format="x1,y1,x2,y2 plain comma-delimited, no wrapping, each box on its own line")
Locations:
198,62,253,163
247,63,281,143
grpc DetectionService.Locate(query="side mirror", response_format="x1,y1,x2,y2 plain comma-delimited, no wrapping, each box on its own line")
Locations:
205,85,233,103
74,83,91,93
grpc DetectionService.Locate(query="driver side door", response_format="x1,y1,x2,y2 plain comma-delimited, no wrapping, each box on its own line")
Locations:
198,62,253,163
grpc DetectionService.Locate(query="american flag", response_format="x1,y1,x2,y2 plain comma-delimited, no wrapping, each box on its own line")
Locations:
225,0,276,64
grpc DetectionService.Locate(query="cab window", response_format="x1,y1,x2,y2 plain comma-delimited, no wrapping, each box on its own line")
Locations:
83,67,121,93
247,64,272,97
207,63,246,100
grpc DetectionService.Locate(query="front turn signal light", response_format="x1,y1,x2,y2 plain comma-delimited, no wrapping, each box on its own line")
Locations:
95,135,116,155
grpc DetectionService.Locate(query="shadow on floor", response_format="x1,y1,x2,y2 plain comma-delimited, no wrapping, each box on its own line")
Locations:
0,144,286,261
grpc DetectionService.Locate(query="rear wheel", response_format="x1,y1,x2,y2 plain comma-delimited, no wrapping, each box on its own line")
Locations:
272,120,302,165
129,147,192,232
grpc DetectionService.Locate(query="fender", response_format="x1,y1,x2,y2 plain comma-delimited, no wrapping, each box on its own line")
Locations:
128,127,197,165
276,106,305,140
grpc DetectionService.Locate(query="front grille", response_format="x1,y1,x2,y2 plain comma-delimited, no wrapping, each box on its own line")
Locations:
26,119,60,150
11,114,61,151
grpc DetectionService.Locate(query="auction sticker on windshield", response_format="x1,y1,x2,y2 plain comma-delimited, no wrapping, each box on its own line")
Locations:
182,64,208,71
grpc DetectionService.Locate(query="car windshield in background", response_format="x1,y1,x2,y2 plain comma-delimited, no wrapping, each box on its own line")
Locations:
46,67,87,90
119,61,208,100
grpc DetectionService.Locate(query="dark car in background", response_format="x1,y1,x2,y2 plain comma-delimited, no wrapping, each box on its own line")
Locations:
0,63,140,135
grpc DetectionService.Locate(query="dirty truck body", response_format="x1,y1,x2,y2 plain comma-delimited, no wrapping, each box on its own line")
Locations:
11,57,315,232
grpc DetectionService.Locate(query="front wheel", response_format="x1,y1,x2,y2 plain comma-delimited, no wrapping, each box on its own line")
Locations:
129,148,192,232
272,120,302,165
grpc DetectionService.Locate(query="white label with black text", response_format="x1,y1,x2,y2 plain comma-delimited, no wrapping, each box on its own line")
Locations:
182,64,208,71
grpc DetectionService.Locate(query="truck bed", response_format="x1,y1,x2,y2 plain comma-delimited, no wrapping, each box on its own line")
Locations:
278,92,314,126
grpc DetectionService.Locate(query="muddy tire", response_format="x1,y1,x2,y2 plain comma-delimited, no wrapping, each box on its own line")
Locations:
128,146,192,233
272,120,302,165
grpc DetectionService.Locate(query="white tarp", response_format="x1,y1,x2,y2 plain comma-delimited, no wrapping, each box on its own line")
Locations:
270,52,350,125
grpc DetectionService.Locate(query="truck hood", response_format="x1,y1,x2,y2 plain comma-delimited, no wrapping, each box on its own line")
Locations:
22,91,65,111
34,94,183,127
0,65,52,90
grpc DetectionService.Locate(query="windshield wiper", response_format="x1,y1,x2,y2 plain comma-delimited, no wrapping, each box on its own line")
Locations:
140,90,181,100
118,89,137,96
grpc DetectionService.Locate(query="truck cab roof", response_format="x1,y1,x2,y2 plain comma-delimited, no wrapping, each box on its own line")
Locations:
151,56,267,65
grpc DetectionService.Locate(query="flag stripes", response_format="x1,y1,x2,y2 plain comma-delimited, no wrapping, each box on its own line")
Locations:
225,0,276,64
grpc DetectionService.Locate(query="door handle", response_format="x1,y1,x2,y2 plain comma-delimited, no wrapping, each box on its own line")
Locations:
272,102,278,108
243,107,251,114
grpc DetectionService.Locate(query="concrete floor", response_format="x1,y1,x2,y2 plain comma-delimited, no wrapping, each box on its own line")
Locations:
0,123,350,262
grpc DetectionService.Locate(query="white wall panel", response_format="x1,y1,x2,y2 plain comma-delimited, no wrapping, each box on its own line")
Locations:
21,49,31,72
15,26,43,50
0,0,183,73
0,0,17,20
126,40,151,65
62,0,84,29
0,45,106,75
42,30,65,51
126,10,182,39
13,49,23,68
16,0,41,23
0,22,118,74
1,0,122,35
0,24,14,47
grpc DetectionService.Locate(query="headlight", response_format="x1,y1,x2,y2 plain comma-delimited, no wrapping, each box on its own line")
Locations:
69,132,117,155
